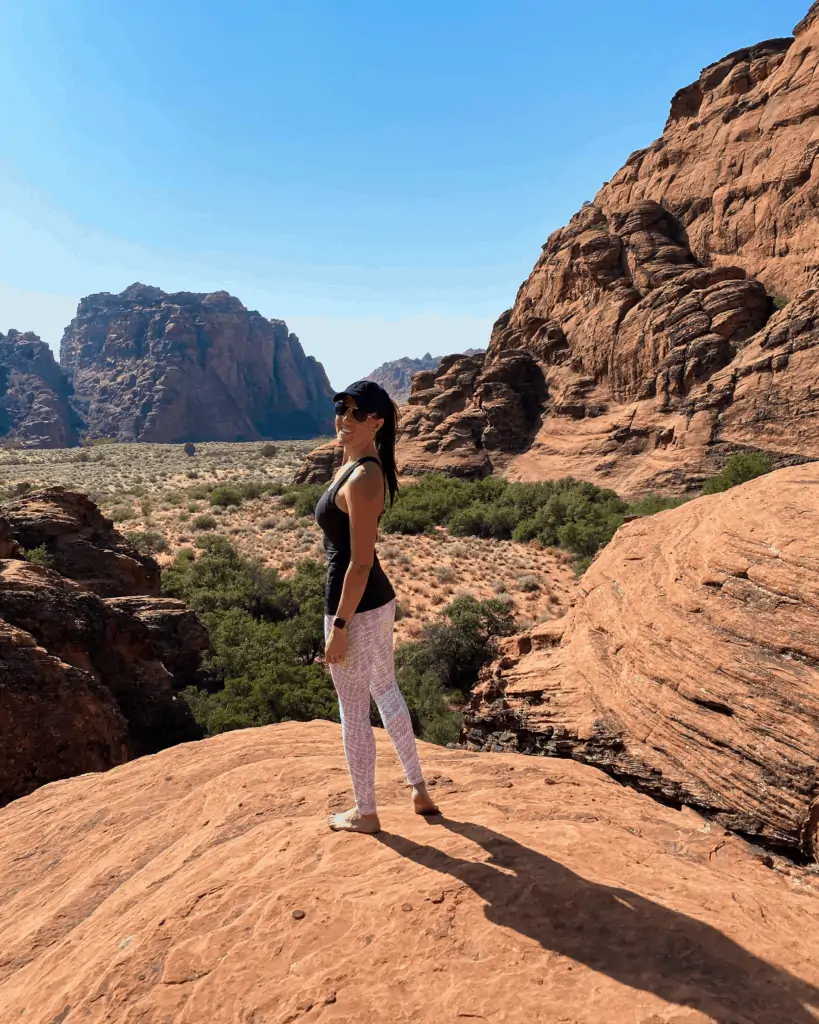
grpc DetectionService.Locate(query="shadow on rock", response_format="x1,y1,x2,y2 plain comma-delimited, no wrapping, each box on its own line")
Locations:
375,817,819,1024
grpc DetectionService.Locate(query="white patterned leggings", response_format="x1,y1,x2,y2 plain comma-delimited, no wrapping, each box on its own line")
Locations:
324,598,424,816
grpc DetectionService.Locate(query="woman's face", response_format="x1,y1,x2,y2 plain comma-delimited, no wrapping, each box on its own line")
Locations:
335,395,383,445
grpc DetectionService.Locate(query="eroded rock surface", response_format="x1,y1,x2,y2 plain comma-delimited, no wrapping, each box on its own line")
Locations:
1,721,819,1023
0,487,160,597
0,489,207,806
0,330,79,448
60,283,335,443
382,8,819,493
462,465,819,858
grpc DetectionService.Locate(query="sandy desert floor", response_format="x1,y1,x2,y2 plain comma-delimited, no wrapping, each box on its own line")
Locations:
0,441,577,643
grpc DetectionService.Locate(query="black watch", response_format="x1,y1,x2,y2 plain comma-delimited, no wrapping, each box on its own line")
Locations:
332,616,347,630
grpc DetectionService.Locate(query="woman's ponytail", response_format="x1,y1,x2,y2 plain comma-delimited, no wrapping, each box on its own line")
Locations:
376,398,400,506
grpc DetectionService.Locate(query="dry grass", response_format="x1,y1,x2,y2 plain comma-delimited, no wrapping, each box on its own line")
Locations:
0,440,578,643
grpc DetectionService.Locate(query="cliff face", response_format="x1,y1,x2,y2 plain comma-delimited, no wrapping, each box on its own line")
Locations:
60,283,335,443
0,488,207,807
365,349,485,405
0,331,79,448
397,7,819,492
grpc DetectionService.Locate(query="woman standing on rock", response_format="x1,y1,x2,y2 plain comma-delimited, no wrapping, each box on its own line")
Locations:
315,379,439,834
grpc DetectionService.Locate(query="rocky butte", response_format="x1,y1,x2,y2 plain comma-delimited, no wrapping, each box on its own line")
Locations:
0,330,79,448
0,284,335,446
297,4,819,492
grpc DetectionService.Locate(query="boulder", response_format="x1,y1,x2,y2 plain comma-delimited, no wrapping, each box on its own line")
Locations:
462,464,819,858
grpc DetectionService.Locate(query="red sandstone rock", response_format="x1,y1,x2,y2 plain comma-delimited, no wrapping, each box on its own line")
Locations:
383,8,819,494
0,487,160,597
1,720,818,1023
462,464,819,858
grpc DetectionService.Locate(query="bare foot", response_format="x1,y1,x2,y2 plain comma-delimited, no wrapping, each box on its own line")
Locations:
412,782,440,816
328,807,381,834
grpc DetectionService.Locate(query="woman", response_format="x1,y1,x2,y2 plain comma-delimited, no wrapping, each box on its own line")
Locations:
315,379,439,834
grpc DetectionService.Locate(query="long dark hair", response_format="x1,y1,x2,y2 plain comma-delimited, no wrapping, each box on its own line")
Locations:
376,398,400,506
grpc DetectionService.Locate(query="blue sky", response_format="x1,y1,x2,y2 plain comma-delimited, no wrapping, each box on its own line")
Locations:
0,0,807,389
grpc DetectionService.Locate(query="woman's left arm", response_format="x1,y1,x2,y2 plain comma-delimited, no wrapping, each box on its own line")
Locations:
325,466,383,664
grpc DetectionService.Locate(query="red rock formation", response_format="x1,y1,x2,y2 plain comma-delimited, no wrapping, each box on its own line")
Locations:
365,349,485,405
462,464,819,858
2,720,819,1022
0,330,79,448
60,283,335,443
0,489,209,806
0,487,160,597
390,8,819,493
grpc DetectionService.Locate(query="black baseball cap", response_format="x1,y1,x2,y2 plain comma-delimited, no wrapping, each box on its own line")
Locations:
333,379,392,415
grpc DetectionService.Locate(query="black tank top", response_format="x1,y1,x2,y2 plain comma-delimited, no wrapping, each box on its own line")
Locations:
314,456,396,616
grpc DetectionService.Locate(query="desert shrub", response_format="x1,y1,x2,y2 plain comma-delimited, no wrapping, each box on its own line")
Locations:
701,452,773,495
192,513,218,531
626,493,689,516
260,443,277,457
393,595,517,745
773,295,789,310
109,504,133,522
382,504,436,534
8,480,34,497
166,539,334,734
382,474,632,559
434,565,456,583
277,483,326,517
20,544,54,569
516,574,541,592
124,529,169,555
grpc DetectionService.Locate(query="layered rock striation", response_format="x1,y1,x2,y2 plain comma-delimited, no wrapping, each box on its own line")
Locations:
392,7,819,492
461,464,819,859
0,330,79,448
0,488,208,807
59,284,335,443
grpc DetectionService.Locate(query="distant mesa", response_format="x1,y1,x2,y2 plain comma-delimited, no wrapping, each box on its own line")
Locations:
0,284,335,447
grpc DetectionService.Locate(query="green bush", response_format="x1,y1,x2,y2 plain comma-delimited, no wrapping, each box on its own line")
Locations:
701,452,773,495
20,544,54,569
381,474,631,559
164,538,336,735
192,513,218,531
124,529,169,555
626,493,688,516
278,483,326,517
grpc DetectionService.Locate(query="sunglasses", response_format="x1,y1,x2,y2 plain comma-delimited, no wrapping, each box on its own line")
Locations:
334,400,370,423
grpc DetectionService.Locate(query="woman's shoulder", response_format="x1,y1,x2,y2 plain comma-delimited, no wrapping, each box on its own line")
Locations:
347,459,384,498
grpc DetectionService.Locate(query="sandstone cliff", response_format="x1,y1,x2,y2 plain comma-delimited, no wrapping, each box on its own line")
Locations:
365,349,485,405
462,464,819,859
0,488,208,806
0,330,78,448
395,7,819,492
60,283,335,443
1,721,818,1023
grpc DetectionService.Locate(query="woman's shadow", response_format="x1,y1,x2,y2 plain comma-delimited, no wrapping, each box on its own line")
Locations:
375,817,819,1024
